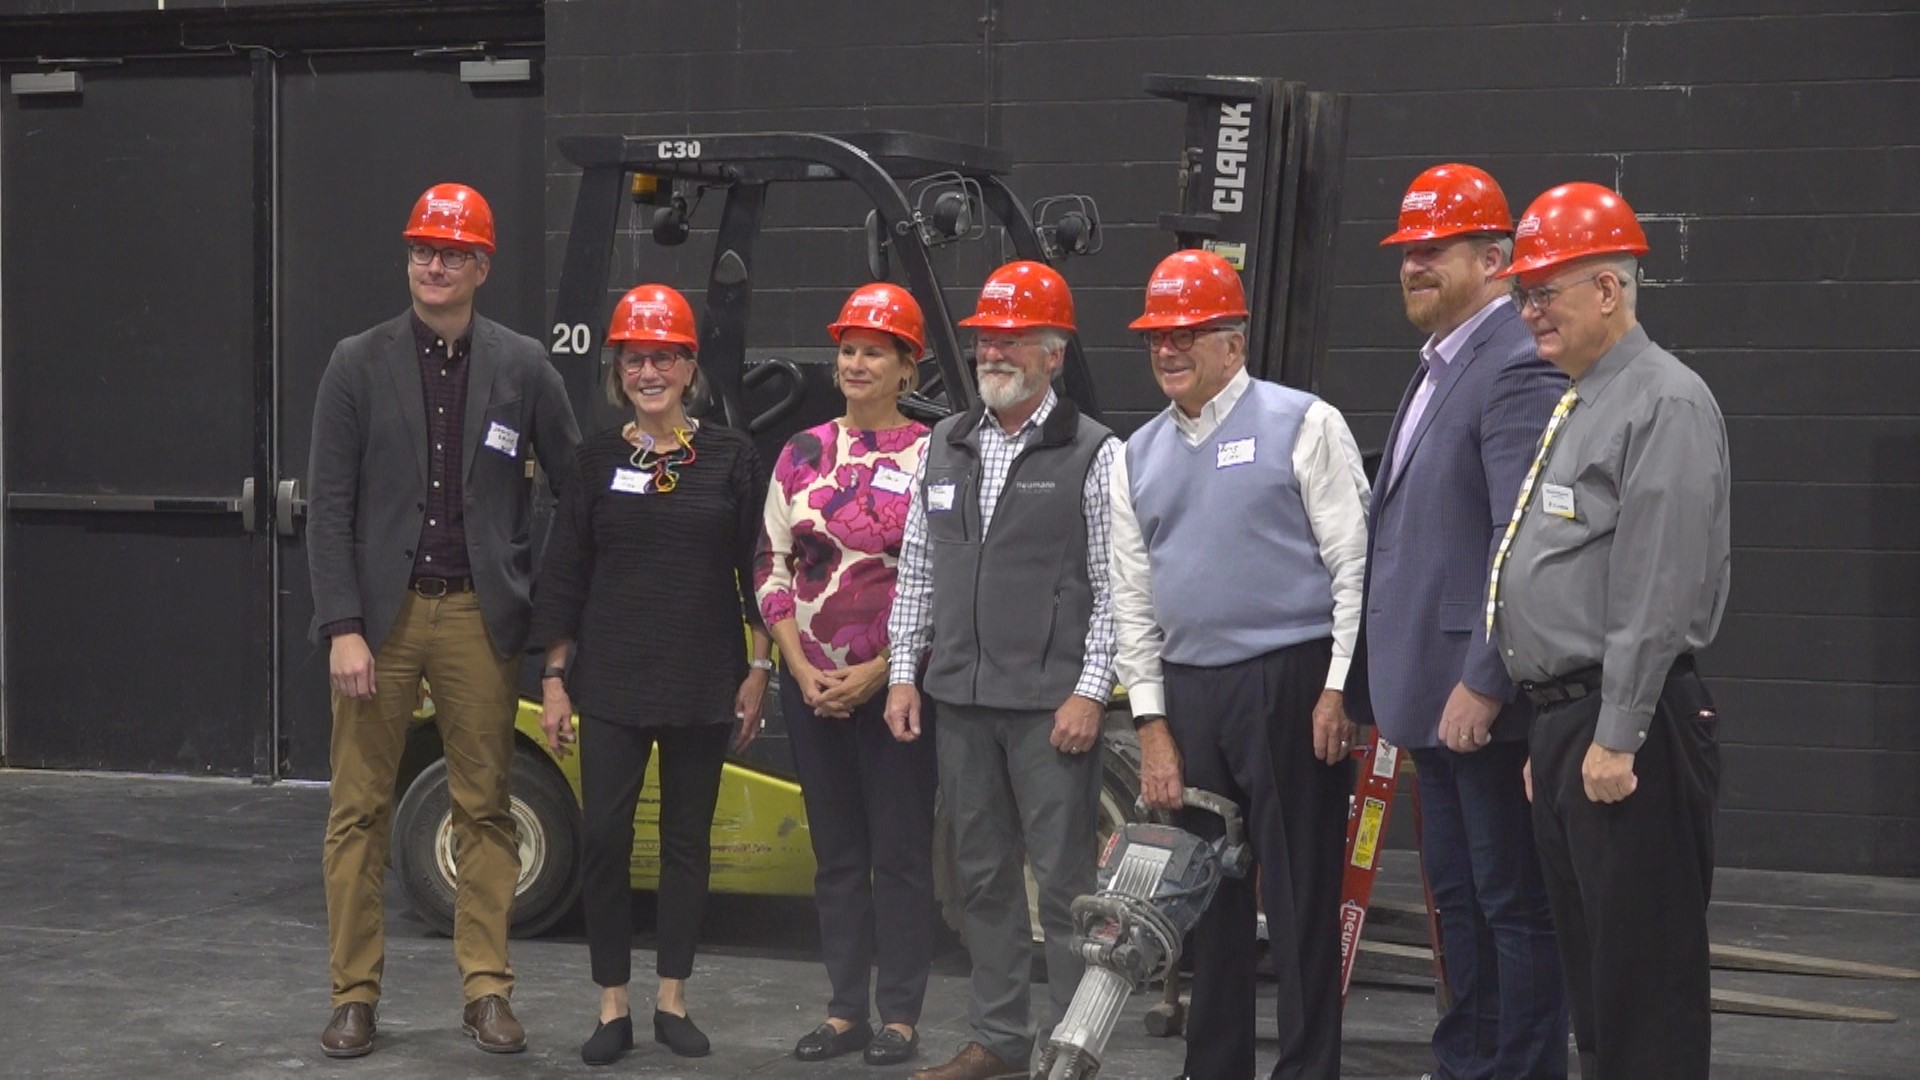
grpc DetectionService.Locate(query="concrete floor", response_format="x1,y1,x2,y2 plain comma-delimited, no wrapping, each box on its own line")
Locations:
1,770,1915,1079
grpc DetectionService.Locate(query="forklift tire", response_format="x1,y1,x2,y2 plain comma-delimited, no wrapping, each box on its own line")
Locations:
393,743,583,939
933,719,1144,949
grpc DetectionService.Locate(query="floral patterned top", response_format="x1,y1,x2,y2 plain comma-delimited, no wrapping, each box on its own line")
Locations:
755,418,931,671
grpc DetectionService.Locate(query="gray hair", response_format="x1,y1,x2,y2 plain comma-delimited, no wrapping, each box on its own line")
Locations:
1032,329,1071,355
1599,256,1639,311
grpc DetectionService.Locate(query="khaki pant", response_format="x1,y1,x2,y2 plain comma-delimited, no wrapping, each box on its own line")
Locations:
323,591,519,1007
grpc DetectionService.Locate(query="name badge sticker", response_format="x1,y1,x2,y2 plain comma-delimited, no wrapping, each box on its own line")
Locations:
611,468,653,495
927,480,956,512
871,464,912,495
1216,436,1257,469
485,421,520,457
1540,482,1576,519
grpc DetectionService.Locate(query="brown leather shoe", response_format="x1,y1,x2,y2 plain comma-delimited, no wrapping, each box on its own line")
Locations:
910,1042,1024,1080
320,1002,376,1058
462,994,527,1054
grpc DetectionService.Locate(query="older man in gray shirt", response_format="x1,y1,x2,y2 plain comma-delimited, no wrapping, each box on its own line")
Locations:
1487,182,1730,1080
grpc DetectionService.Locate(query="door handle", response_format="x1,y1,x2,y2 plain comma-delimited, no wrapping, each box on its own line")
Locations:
276,478,307,538
242,477,257,533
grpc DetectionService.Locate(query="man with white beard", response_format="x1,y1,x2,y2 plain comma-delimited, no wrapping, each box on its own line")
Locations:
885,261,1118,1080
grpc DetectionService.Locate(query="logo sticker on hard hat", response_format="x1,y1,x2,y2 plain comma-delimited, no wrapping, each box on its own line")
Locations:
426,198,465,218
1515,216,1541,238
980,282,1017,301
1148,278,1187,297
1401,190,1439,212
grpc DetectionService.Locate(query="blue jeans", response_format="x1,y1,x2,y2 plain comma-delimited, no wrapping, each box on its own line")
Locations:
1412,741,1569,1079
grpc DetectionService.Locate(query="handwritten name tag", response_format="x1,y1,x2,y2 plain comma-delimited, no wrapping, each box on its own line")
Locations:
1216,436,1256,469
485,421,520,457
611,468,653,495
872,464,912,495
927,480,956,512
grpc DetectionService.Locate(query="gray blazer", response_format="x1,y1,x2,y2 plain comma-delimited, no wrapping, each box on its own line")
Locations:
1347,303,1565,749
306,310,581,657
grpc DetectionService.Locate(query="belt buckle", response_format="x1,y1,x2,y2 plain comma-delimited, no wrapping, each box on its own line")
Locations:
415,576,449,599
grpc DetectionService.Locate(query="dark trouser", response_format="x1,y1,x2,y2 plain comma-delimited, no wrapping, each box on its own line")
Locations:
1165,639,1350,1080
783,674,939,1026
1410,742,1568,1080
579,716,731,987
1529,659,1719,1080
936,699,1102,1066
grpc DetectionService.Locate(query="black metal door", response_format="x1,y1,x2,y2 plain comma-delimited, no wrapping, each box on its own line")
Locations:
1,57,270,773
275,51,546,779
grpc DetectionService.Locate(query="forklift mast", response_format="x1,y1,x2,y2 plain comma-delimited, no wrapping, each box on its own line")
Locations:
1144,74,1349,395
546,131,1104,443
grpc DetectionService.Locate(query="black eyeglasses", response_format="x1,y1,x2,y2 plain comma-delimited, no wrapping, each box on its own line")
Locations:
615,350,687,373
1140,327,1233,353
1510,273,1605,313
406,243,480,270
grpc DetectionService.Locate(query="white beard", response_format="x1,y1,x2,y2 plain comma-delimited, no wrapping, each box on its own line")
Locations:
977,365,1038,411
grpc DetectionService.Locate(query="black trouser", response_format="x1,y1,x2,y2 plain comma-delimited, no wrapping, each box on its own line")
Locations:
782,675,939,1026
1166,639,1351,1080
1528,659,1719,1080
579,716,731,987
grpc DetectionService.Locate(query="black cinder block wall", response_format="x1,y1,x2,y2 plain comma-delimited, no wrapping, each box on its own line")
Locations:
546,1,1920,876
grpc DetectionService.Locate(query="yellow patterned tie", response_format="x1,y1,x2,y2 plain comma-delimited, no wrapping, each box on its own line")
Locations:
1485,385,1580,637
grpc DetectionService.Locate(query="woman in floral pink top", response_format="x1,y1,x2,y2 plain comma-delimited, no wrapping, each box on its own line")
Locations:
755,283,935,1068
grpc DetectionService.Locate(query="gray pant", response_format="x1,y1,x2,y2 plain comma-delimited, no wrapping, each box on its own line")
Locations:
936,700,1102,1064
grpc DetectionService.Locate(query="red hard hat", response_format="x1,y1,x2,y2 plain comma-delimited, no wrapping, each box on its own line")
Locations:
1128,249,1250,331
606,284,698,349
1379,164,1513,246
402,183,496,254
828,282,927,357
1501,182,1651,279
956,260,1076,333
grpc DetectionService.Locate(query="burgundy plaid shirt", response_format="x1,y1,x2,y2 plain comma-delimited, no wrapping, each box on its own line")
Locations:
319,314,474,640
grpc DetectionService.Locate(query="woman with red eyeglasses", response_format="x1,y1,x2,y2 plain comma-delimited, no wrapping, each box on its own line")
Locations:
530,283,772,1066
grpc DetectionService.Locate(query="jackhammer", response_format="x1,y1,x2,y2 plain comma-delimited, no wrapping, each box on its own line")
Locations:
1034,788,1252,1080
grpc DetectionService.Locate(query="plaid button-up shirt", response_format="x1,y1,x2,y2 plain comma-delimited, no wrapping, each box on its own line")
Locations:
887,389,1119,704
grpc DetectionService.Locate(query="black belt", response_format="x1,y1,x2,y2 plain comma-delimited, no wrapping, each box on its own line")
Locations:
1517,666,1602,707
410,575,474,598
1518,655,1697,708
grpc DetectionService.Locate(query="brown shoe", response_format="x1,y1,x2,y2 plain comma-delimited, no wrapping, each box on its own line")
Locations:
462,994,527,1054
910,1042,1024,1080
320,1002,376,1058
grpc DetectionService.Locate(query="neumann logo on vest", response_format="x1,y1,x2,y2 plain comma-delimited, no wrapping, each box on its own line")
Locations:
1212,103,1253,213
1012,480,1057,495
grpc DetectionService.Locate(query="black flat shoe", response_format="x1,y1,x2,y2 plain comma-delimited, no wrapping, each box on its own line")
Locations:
581,1013,633,1066
795,1019,873,1061
654,1008,711,1058
863,1025,918,1066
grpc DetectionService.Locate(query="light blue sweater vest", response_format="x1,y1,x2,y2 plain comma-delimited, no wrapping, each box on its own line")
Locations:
1124,380,1336,666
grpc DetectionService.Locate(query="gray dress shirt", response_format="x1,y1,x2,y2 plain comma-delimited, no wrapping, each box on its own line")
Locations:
1493,324,1731,752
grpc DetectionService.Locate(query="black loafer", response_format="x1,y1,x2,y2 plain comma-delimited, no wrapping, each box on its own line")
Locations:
654,1009,711,1058
581,1014,633,1066
795,1019,874,1061
864,1025,918,1066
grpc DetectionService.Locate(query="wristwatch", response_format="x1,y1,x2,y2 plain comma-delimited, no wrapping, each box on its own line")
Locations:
1132,711,1166,730
748,658,774,671
541,666,566,681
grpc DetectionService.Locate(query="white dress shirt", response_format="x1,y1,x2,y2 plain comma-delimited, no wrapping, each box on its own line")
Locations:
1110,367,1371,716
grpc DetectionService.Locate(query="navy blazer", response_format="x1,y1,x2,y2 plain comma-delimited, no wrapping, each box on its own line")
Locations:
1347,302,1566,749
306,310,581,657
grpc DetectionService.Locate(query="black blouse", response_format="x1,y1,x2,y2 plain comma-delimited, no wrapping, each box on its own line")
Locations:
530,424,767,727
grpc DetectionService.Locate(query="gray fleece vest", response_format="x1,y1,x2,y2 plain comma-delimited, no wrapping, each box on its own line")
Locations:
1125,379,1334,666
921,399,1111,710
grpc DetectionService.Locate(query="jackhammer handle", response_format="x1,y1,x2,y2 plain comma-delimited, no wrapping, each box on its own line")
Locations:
1180,788,1246,850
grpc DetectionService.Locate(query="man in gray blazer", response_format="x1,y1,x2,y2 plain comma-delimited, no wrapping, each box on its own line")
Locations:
307,183,579,1059
1349,165,1569,1079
